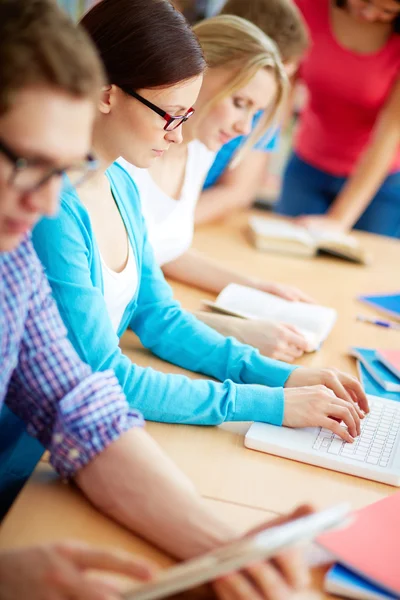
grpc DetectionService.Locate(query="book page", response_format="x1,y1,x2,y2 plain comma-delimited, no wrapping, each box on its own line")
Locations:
249,217,316,247
216,284,337,349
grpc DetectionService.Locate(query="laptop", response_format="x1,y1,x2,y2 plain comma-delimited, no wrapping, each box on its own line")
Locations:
245,395,400,486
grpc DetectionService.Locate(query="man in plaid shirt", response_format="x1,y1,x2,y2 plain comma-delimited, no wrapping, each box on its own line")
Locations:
0,1,310,598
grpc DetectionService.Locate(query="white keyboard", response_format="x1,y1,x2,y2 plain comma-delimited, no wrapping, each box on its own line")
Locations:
313,399,400,467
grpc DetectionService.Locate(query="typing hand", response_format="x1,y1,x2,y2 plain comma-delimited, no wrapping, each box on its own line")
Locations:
284,368,369,441
255,280,316,304
0,541,154,600
233,319,311,362
212,505,312,600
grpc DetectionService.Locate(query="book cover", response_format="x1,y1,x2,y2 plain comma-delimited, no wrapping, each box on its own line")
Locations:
318,492,400,596
376,350,400,381
358,293,400,321
350,347,400,392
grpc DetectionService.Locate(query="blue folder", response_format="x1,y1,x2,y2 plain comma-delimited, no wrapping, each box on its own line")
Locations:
350,347,400,392
325,564,398,600
357,361,400,401
358,293,400,320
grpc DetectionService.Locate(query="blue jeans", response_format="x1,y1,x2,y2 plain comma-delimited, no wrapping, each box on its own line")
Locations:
276,152,400,238
0,406,44,519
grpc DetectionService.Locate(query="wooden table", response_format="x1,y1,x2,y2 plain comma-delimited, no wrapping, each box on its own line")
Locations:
1,210,399,597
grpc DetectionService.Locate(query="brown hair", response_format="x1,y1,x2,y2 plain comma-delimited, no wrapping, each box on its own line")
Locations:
220,0,309,63
0,0,105,116
80,0,206,90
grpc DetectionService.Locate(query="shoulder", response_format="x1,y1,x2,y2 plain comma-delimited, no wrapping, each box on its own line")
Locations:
293,0,326,28
0,235,46,300
188,140,216,172
107,161,140,199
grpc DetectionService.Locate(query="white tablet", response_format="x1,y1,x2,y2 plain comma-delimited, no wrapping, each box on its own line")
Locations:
124,503,349,600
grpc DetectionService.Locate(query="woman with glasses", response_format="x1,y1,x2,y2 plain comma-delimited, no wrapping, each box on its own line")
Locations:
32,0,367,436
120,14,314,364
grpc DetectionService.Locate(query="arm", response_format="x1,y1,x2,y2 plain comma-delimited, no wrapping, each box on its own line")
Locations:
76,427,235,560
195,150,271,226
163,247,313,302
32,203,293,427
299,78,400,230
163,247,265,294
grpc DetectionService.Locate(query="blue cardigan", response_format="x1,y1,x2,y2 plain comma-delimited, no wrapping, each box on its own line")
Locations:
32,162,296,425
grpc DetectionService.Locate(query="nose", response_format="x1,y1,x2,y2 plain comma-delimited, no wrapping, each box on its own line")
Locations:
234,112,253,137
165,125,184,145
21,175,61,218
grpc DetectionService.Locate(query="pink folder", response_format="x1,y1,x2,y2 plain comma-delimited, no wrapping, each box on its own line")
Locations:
377,350,400,381
318,492,400,596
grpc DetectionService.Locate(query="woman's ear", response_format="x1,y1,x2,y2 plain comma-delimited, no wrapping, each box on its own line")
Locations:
98,84,114,114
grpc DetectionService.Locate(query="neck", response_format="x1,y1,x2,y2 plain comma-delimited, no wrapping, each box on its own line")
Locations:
92,119,120,174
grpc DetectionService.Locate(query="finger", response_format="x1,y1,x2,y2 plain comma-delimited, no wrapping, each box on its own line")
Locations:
320,416,354,443
273,351,297,363
287,344,305,358
56,542,154,580
339,374,369,414
271,549,310,590
282,330,309,352
245,505,315,537
245,562,292,600
215,572,264,600
296,292,316,304
328,401,360,437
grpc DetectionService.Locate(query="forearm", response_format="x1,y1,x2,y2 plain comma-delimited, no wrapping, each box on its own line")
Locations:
327,90,400,229
75,428,236,560
328,140,398,228
163,249,260,295
193,311,245,339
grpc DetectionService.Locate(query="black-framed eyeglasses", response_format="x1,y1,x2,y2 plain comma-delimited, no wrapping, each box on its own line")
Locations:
0,137,98,193
120,87,195,131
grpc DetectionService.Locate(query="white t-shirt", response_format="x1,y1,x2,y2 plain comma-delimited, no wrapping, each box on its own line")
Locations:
100,239,138,333
118,140,215,266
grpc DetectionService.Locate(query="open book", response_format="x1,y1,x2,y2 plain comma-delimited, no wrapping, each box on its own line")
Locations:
248,216,369,264
203,283,337,352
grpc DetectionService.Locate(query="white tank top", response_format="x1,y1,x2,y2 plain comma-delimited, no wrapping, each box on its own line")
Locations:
118,140,215,266
100,239,138,333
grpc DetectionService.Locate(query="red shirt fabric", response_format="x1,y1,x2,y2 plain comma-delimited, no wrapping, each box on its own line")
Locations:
294,0,400,176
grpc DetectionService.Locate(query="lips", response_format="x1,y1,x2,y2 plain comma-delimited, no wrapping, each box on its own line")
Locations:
219,132,233,145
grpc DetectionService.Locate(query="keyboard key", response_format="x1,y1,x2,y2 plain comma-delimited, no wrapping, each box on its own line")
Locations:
328,439,343,454
367,457,379,465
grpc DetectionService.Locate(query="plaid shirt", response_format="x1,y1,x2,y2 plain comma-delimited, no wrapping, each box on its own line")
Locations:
0,236,143,479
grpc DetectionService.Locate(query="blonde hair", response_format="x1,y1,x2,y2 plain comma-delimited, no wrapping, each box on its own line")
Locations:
192,14,288,165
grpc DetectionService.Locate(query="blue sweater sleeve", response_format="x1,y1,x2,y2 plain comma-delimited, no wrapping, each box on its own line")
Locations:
32,197,296,426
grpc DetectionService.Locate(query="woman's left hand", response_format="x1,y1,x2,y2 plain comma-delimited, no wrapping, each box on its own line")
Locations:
295,215,347,233
285,367,369,414
255,280,316,304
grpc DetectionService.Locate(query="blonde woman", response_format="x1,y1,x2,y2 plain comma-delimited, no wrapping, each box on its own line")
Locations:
121,15,314,363
33,1,368,438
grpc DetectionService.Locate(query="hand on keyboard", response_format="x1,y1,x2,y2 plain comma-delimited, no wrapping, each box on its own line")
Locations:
284,368,369,414
282,385,361,442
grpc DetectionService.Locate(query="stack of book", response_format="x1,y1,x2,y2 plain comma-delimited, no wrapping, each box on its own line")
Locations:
350,347,400,402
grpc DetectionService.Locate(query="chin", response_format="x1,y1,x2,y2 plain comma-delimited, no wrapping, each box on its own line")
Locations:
0,232,24,253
